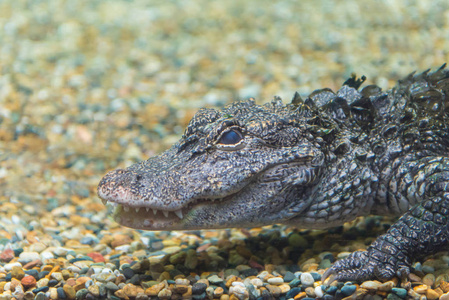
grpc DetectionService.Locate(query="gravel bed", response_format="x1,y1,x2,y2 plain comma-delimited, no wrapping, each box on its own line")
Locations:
1,0,449,299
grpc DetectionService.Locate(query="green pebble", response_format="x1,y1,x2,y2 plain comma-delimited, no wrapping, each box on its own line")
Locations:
75,289,89,300
289,278,301,287
391,288,407,299
288,233,308,248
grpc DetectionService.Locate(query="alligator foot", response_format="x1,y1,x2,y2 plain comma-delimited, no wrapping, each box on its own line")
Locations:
322,246,410,283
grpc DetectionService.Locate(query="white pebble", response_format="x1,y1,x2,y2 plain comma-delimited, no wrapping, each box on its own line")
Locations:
300,272,315,286
250,278,263,287
18,251,41,264
4,262,22,271
232,281,245,287
267,277,284,285
40,251,55,261
315,286,324,298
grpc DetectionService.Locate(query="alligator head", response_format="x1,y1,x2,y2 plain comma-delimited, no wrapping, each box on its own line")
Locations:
98,97,328,230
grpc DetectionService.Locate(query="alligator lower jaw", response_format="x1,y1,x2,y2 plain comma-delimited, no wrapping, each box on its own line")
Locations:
104,199,220,230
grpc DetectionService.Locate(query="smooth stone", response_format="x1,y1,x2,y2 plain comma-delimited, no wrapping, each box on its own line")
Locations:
267,277,284,285
286,287,301,298
341,284,356,296
391,287,407,298
300,272,314,286
18,252,41,264
360,280,381,290
289,278,300,287
315,286,324,298
283,271,296,282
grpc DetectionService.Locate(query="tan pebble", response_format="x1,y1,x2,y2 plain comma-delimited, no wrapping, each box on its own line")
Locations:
378,280,395,292
111,234,133,248
36,278,49,288
51,272,64,281
278,283,291,294
181,286,192,298
24,291,34,300
145,282,165,296
0,282,6,292
355,288,368,298
265,264,275,273
114,289,130,300
266,285,281,297
61,269,72,280
11,266,25,280
219,294,230,300
257,271,269,280
225,276,238,287
305,286,315,297
175,278,189,286
158,288,172,299
21,275,36,288
174,284,188,294
10,278,22,291
214,286,224,297
440,292,449,300
63,284,76,300
293,291,307,299
441,281,449,293
49,287,58,299
423,274,436,287
65,278,76,287
250,278,263,287
123,284,138,297
435,287,444,296
408,288,422,299
436,275,449,286
426,288,439,300
408,273,422,282
88,284,100,296
197,278,209,287
413,284,428,294
360,280,382,290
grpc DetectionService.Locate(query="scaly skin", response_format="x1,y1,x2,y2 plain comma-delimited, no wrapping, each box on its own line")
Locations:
98,65,449,282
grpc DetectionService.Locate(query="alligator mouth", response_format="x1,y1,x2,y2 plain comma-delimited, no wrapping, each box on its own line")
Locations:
101,195,232,230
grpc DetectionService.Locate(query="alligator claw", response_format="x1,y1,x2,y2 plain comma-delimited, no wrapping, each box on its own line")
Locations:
322,249,410,283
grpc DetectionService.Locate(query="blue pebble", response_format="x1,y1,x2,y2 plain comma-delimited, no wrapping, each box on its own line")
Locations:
324,285,337,294
289,278,301,287
286,287,301,298
311,272,321,281
341,284,356,296
391,287,407,299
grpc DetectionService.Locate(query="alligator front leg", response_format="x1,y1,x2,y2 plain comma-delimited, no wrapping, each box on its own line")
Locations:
323,161,449,282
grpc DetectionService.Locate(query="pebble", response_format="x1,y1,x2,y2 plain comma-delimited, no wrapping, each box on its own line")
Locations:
341,284,357,296
267,277,284,285
300,272,314,286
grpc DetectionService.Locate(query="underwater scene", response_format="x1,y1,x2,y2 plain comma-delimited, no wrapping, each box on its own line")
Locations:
1,0,449,299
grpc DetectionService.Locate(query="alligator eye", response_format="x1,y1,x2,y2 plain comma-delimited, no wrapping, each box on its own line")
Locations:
218,129,243,145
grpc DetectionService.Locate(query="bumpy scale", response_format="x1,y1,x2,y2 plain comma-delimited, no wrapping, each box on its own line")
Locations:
98,65,449,282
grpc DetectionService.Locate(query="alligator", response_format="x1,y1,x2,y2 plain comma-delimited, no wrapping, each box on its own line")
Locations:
98,65,449,282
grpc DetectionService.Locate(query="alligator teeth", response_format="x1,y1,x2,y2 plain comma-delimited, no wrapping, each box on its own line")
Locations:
135,207,140,213
100,198,107,205
174,209,183,219
123,206,130,212
145,207,150,212
152,209,158,215
163,211,169,218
